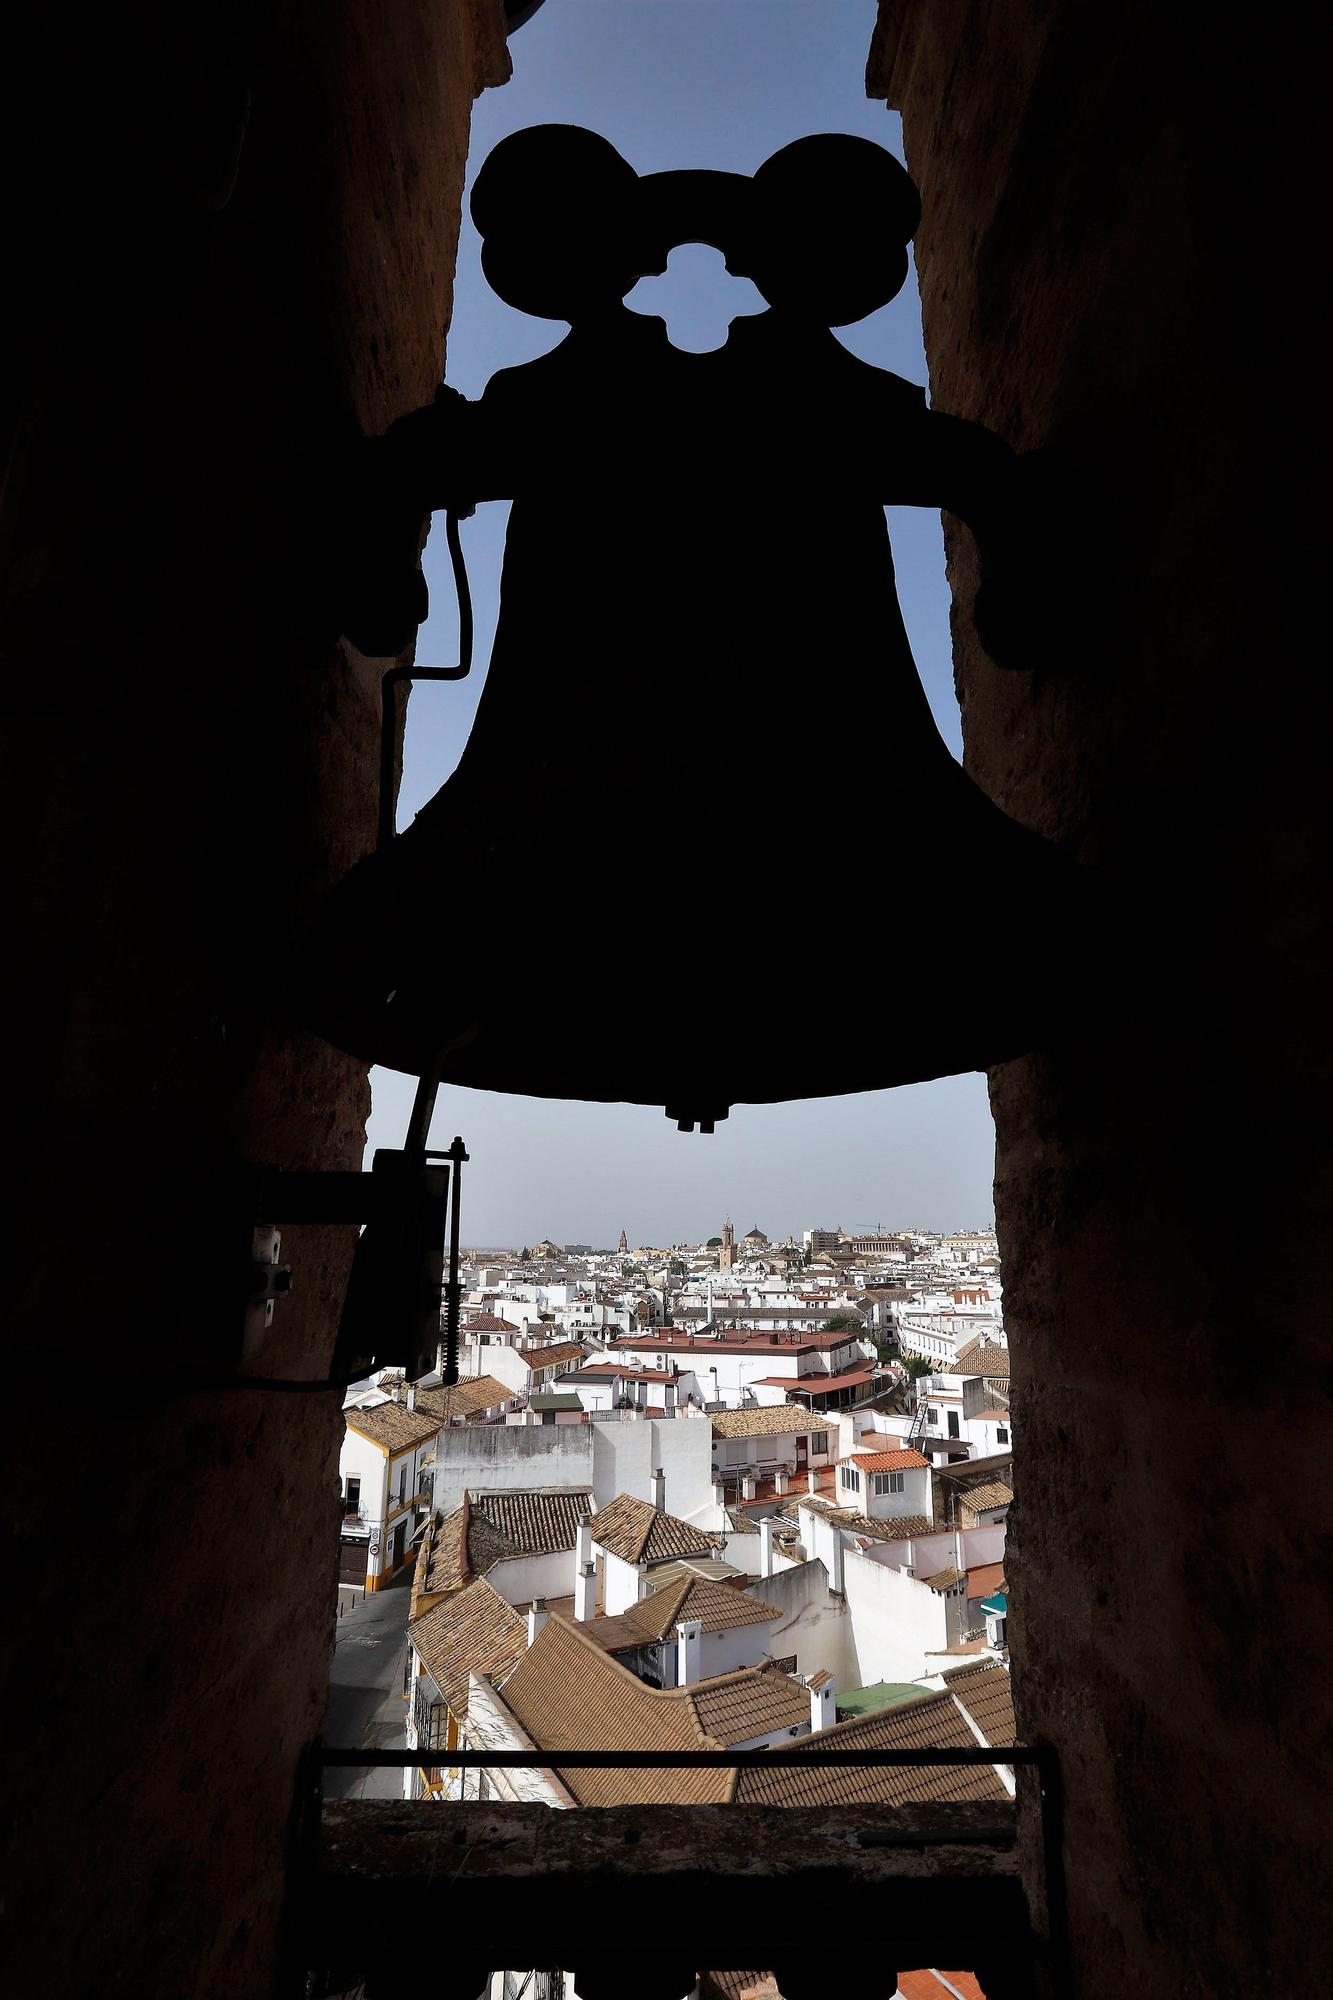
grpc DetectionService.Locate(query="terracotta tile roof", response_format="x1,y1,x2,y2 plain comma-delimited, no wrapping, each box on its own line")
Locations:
845,1447,931,1472
873,1514,936,1541
691,1665,809,1744
732,1687,1010,1809
467,1489,593,1561
493,1615,731,1806
415,1490,592,1601
344,1401,440,1455
414,1374,512,1424
570,1608,659,1655
709,1405,836,1439
462,1313,522,1333
626,1575,781,1642
640,1556,744,1591
943,1661,1014,1748
726,1509,761,1534
806,1667,834,1690
957,1480,1012,1513
896,1974,987,2000
934,1453,1013,1488
587,1493,723,1565
699,1974,782,2000
568,1363,676,1383
964,1562,1006,1603
493,1616,818,1801
795,1494,927,1545
418,1505,471,1600
409,1578,525,1720
786,1363,882,1395
953,1338,1010,1379
517,1340,587,1374
925,1566,965,1593
981,1388,1011,1414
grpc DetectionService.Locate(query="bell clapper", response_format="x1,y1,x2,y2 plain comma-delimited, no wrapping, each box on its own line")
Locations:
666,1105,730,1135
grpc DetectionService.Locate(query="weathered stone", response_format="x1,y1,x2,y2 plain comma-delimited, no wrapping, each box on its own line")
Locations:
0,5,508,1995
311,1799,1029,1985
869,5,1327,1994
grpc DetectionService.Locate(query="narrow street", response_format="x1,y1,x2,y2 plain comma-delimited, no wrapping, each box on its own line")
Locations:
325,1568,414,1800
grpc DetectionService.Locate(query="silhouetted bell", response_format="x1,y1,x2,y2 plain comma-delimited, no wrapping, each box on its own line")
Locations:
303,127,1101,1127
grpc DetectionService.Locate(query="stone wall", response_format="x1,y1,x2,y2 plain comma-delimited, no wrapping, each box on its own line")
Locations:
869,5,1326,1992
1,4,509,1992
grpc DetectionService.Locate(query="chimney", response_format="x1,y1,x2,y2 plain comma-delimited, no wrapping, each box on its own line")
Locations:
760,1515,776,1580
901,1536,915,1579
576,1514,593,1570
527,1599,548,1645
774,1468,789,1496
807,1469,818,1495
954,1526,965,1573
741,1469,756,1502
574,1563,596,1622
676,1618,702,1686
406,1383,417,1411
806,1673,836,1733
651,1467,666,1512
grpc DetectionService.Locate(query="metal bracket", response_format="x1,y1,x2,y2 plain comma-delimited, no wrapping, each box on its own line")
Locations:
239,1138,468,1386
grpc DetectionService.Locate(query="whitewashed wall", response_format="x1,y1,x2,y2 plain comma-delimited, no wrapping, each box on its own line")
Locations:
464,1676,570,1808
697,1617,780,1680
591,1414,715,1523
432,1425,594,1515
757,1558,857,1686
843,1547,951,1684
484,1548,580,1610
858,1522,1006,1577
599,1546,642,1616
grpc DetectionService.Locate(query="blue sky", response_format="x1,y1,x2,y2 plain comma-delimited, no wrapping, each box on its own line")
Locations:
364,0,997,1245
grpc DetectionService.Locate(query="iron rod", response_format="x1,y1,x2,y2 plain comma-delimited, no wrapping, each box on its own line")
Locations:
376,508,474,851
316,1746,1043,1770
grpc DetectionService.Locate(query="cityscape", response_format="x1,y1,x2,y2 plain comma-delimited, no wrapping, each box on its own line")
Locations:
335,1220,1012,2000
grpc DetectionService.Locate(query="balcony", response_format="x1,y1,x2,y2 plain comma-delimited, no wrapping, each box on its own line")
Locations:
410,1677,448,1755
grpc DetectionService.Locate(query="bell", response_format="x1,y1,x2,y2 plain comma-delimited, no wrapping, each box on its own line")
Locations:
302,128,1101,1126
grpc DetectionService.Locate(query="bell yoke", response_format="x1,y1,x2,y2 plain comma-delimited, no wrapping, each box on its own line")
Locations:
305,125,1097,1130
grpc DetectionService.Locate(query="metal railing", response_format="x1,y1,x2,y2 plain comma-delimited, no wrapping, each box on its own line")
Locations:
410,1682,447,1753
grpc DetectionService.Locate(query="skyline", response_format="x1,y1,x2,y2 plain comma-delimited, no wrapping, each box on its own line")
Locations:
364,0,999,1240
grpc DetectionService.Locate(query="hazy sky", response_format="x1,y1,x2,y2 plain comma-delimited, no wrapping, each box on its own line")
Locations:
363,0,998,1245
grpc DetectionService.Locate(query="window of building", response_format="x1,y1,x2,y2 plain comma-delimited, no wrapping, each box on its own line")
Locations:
344,1477,360,1516
947,1410,960,1438
926,1406,939,1424
997,1425,1009,1444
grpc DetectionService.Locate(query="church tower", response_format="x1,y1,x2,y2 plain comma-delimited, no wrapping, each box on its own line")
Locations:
618,1228,628,1255
719,1218,735,1272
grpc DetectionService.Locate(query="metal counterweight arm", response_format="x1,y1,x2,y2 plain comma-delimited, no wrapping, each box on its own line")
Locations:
891,410,1079,674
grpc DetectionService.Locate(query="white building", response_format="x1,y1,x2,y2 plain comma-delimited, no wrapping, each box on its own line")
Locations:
833,1445,933,1523
463,1612,824,1808
430,1407,718,1527
581,1488,724,1617
606,1325,883,1413
709,1404,842,1500
573,1570,786,1688
338,1392,439,1593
